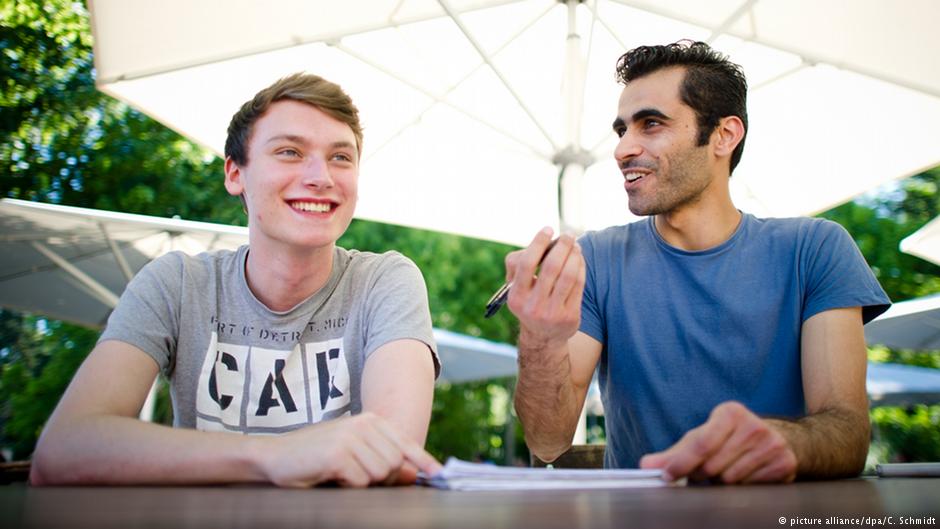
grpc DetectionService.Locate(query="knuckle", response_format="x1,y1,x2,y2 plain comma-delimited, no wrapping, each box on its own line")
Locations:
718,400,745,417
540,259,561,276
701,459,722,476
766,435,786,454
689,433,712,458
720,467,742,484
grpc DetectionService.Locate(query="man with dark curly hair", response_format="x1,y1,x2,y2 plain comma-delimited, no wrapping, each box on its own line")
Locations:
506,41,889,483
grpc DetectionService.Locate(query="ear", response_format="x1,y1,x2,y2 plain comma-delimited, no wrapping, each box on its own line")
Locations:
223,157,244,197
712,116,745,159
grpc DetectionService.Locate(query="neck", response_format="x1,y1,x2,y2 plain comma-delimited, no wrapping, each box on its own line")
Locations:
244,241,335,312
653,178,741,251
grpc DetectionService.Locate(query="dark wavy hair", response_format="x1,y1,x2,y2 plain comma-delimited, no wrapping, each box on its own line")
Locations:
615,40,748,174
224,73,363,166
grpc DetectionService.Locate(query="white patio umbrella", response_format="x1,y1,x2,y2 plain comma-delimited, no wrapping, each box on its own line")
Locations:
901,215,940,267
87,0,940,247
867,361,940,407
0,198,517,384
0,198,248,328
865,293,940,351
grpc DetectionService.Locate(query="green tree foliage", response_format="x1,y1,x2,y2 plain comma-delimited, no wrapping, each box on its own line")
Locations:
0,0,527,463
0,311,97,459
338,221,528,462
820,168,940,465
1,0,240,223
821,167,940,302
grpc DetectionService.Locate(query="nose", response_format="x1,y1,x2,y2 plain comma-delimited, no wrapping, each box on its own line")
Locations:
302,156,333,188
613,130,643,164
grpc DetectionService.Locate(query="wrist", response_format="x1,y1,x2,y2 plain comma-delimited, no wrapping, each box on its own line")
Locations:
242,433,275,483
764,418,802,478
518,326,568,353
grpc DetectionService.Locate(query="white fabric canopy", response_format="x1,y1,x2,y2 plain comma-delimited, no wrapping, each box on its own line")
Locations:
901,215,940,267
87,0,940,246
865,293,940,351
0,198,247,327
867,361,940,407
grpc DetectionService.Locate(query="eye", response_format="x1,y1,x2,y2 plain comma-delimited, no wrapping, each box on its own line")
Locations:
331,152,354,163
614,126,626,138
643,118,662,129
277,148,301,158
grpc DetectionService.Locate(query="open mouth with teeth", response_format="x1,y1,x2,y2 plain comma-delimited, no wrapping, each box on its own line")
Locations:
290,201,335,213
624,172,644,183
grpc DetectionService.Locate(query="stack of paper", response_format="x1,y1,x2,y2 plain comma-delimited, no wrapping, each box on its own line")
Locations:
419,458,683,491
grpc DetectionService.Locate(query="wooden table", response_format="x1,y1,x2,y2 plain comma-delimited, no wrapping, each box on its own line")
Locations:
2,478,938,529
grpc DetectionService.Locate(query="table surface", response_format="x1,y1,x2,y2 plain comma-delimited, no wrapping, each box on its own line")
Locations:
2,477,939,529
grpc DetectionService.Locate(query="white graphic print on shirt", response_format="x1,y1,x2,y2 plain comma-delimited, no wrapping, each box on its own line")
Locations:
195,333,351,433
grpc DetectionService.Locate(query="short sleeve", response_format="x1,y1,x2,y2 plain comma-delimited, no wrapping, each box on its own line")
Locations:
98,252,183,374
361,253,440,378
802,220,891,324
578,232,606,344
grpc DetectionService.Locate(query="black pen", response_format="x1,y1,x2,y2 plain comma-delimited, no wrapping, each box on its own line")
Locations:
485,239,558,318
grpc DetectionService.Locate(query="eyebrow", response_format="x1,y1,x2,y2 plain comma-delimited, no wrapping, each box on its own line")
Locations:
612,108,672,131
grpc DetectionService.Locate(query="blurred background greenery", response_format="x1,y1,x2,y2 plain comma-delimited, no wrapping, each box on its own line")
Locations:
1,0,938,469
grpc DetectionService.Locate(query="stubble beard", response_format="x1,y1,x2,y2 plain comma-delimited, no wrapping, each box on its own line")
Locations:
626,145,711,217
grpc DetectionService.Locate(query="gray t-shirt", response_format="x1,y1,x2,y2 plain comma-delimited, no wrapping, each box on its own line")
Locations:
100,245,438,434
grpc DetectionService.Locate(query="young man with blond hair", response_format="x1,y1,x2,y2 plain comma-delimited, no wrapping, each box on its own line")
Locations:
32,73,441,487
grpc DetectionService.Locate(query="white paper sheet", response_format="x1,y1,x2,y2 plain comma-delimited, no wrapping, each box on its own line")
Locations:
418,457,684,491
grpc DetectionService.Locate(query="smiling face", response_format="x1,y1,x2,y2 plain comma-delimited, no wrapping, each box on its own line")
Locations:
612,67,715,217
224,99,359,252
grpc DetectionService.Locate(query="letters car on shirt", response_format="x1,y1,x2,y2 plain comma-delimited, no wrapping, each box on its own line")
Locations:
195,333,351,433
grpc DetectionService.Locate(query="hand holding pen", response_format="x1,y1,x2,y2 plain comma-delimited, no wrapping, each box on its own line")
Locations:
485,238,558,318
486,228,586,344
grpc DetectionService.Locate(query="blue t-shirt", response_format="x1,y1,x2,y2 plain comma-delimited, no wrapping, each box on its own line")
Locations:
578,213,890,468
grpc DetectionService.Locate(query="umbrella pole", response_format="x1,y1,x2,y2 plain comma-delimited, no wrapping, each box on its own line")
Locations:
562,1,589,444
559,0,590,234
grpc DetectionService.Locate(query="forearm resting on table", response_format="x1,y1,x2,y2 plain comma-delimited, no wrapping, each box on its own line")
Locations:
768,406,871,480
30,415,269,486
513,338,587,462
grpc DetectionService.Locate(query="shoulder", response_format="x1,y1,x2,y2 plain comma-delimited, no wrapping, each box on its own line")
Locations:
749,215,846,239
338,247,423,283
579,220,644,249
745,215,855,252
135,247,241,288
148,246,240,268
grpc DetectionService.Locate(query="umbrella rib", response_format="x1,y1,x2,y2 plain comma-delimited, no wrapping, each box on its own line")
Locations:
369,1,557,160
594,10,629,55
98,221,135,282
606,0,940,99
584,0,600,67
335,43,551,161
206,232,222,252
438,0,560,152
29,241,120,308
95,0,521,84
0,232,81,242
336,4,555,161
705,0,758,44
750,62,808,92
0,244,132,283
